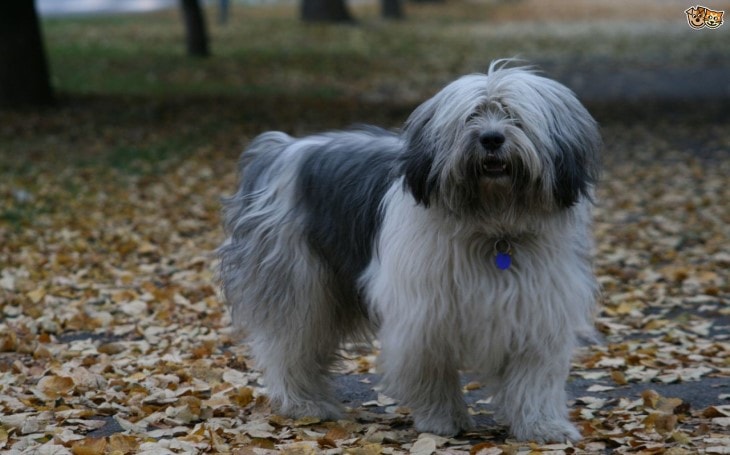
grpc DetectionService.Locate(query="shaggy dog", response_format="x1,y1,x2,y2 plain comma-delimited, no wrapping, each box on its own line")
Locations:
219,61,601,442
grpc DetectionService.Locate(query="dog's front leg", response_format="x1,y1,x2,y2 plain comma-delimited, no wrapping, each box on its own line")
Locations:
492,343,580,443
377,320,474,436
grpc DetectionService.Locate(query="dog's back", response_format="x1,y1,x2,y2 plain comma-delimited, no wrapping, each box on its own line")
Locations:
224,128,401,287
296,128,401,290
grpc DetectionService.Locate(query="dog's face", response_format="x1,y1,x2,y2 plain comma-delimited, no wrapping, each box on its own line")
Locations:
686,7,707,28
400,64,601,218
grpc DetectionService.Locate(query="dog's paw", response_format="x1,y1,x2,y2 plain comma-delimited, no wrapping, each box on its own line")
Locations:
413,409,474,437
279,398,343,421
511,419,581,443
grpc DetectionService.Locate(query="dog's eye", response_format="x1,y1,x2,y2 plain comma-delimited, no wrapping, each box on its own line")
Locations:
466,112,480,123
503,109,522,128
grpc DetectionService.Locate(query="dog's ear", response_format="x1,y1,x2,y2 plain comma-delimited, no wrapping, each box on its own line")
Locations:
550,110,601,209
400,101,440,207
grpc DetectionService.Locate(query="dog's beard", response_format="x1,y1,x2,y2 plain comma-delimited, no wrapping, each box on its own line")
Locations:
435,126,552,220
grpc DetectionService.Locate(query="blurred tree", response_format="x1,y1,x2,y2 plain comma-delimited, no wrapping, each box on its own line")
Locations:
180,0,210,57
301,0,354,22
219,0,231,25
382,0,404,19
0,1,54,108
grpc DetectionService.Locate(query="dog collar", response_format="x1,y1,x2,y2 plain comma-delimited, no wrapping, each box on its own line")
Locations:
494,238,512,270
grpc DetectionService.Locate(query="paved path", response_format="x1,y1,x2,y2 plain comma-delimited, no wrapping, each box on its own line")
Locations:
541,62,730,124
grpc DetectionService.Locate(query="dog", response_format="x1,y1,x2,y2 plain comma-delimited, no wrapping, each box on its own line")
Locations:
684,6,707,30
686,6,708,29
218,61,601,443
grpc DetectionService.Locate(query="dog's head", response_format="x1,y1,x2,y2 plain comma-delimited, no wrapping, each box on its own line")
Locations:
400,61,601,218
686,7,707,28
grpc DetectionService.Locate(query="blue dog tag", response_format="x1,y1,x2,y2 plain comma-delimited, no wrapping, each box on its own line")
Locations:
494,239,512,270
495,252,512,270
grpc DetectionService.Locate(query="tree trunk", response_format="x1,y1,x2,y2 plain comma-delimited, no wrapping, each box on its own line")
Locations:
301,0,354,23
0,1,54,108
180,0,210,57
218,0,230,25
381,0,404,19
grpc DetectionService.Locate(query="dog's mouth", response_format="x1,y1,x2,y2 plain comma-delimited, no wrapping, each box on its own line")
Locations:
480,155,510,178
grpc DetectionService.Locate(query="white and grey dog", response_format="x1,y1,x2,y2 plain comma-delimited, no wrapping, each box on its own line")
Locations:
219,61,601,442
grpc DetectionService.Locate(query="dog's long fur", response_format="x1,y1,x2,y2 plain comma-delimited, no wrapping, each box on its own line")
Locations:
219,61,601,442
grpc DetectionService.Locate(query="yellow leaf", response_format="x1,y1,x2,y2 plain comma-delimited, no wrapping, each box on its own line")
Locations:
280,442,318,454
27,288,46,303
657,397,683,414
183,423,208,443
71,437,107,455
230,387,254,407
615,301,639,314
696,270,719,284
642,389,660,409
666,448,693,455
37,375,74,399
643,319,669,331
318,436,338,449
470,442,497,455
108,434,139,454
344,443,382,455
610,370,628,385
644,412,657,429
656,414,678,434
671,431,692,445
137,242,158,254
98,342,127,355
703,406,730,418
293,415,321,426
249,438,276,449
0,331,17,351
324,424,350,441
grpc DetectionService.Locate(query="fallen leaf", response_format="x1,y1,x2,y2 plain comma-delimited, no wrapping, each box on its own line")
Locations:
610,370,628,385
37,375,75,399
410,436,437,455
108,434,140,454
71,437,107,455
27,288,46,303
642,389,660,409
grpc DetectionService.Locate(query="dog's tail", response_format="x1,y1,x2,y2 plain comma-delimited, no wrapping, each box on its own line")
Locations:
235,131,295,195
220,132,294,235
238,131,293,177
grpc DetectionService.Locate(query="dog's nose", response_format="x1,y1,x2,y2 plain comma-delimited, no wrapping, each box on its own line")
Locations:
479,132,506,151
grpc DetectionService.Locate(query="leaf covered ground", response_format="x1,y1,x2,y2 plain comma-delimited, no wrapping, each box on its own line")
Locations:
1,1,729,453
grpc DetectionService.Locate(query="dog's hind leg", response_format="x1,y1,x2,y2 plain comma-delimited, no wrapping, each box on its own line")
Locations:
220,161,346,419
225,225,347,419
248,283,346,421
226,247,346,419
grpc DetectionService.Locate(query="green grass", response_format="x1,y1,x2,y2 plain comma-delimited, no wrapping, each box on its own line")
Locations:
39,3,730,99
